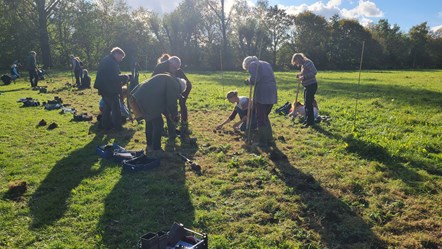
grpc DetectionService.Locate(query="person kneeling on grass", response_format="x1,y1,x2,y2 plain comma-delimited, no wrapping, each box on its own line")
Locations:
130,74,187,155
288,99,319,121
98,86,130,126
216,90,257,132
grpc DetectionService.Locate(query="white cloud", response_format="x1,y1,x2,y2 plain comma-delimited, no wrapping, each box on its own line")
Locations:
431,24,442,32
125,0,180,14
284,0,383,27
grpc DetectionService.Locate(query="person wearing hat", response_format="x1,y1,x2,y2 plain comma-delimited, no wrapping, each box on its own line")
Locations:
130,74,187,154
243,56,278,147
94,47,130,131
152,54,193,140
26,51,38,87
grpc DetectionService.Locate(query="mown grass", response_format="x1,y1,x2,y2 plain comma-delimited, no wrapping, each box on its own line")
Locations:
0,69,441,248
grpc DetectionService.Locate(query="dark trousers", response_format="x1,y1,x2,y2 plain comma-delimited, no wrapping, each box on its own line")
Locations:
255,103,273,128
179,82,192,122
236,107,257,131
145,116,164,150
102,93,122,130
164,114,176,140
304,83,318,125
74,69,82,87
29,69,38,87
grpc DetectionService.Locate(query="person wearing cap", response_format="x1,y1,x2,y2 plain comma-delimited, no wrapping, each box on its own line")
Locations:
152,54,193,140
130,74,187,154
26,51,38,87
93,47,130,131
243,56,278,147
291,53,318,128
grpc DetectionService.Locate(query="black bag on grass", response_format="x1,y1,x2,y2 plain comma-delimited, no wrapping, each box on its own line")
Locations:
1,74,12,85
122,155,160,172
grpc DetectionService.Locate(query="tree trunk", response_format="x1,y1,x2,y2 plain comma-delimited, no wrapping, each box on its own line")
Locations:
37,1,52,68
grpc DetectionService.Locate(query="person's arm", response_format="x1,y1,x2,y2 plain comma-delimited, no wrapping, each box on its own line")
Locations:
301,60,317,80
216,109,237,129
247,62,261,85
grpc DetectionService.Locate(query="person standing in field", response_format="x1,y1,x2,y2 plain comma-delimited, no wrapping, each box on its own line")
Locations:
70,55,83,88
152,54,193,140
291,53,318,128
26,51,38,88
243,56,278,147
93,47,130,131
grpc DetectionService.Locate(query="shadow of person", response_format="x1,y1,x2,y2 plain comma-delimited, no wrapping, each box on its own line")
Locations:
28,126,135,228
267,145,386,248
312,125,431,185
96,138,198,248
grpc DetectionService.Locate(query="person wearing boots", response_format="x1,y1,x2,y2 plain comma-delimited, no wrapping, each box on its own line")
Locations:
242,56,278,147
26,51,38,88
152,54,193,140
291,53,318,128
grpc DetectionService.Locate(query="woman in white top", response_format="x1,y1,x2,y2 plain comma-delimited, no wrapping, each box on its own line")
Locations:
216,90,257,131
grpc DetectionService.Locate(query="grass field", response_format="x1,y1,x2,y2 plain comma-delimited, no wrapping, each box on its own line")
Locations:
0,69,441,248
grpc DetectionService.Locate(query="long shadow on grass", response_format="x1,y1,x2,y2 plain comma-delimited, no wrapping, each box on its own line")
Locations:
97,142,198,248
280,81,442,109
29,125,135,228
269,146,386,248
312,126,441,184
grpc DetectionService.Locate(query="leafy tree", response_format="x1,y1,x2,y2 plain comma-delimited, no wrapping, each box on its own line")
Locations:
369,19,410,68
408,22,430,68
263,5,293,69
293,11,329,69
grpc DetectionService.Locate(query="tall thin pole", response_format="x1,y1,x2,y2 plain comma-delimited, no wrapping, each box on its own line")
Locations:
220,48,225,107
353,41,365,130
246,24,264,145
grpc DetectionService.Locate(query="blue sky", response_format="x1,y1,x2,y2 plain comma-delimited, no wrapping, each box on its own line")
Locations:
125,0,442,32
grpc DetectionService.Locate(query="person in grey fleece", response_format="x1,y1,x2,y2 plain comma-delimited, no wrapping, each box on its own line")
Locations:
291,53,318,128
243,56,278,147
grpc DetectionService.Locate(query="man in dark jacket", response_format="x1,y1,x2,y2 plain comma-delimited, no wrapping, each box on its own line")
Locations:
94,47,129,131
131,74,186,152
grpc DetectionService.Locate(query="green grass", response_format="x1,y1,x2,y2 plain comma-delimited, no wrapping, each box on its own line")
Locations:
0,69,441,248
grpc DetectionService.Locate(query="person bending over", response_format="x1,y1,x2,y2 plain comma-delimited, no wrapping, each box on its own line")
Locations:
216,90,257,131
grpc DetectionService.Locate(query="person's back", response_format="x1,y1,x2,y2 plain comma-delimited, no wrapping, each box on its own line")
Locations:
132,74,181,121
249,60,278,105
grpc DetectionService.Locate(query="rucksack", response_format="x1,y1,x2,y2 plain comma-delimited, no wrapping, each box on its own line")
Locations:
1,74,12,85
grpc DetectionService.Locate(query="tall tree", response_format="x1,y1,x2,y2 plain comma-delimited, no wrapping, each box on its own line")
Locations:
409,22,430,68
33,0,62,68
263,5,293,68
293,11,329,68
369,19,409,68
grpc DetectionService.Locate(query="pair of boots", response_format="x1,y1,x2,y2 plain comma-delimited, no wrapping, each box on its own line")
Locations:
255,125,274,148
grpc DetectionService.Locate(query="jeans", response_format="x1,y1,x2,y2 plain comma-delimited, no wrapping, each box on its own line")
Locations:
304,83,318,125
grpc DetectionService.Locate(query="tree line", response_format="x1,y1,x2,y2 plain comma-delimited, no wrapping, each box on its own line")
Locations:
1,0,441,72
